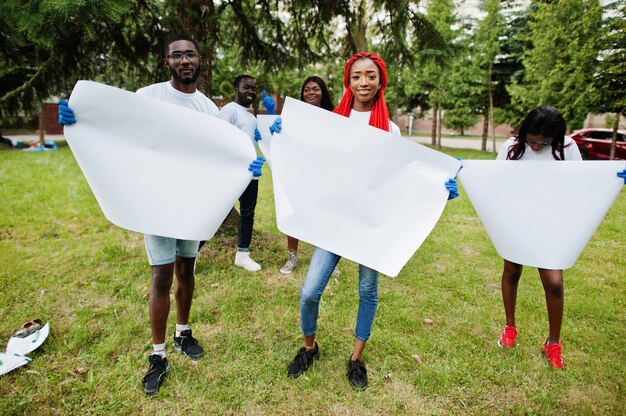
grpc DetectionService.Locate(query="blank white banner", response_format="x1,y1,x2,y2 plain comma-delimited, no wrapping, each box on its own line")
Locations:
270,97,462,277
64,81,257,240
459,160,624,269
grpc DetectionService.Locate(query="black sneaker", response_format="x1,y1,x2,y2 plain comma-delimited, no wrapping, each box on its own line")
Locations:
173,329,204,360
287,343,319,378
347,358,368,390
142,354,170,396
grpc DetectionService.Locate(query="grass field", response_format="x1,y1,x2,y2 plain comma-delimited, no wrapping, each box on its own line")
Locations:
0,145,624,415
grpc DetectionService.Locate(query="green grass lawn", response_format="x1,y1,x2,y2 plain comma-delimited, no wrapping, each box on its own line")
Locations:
0,145,624,415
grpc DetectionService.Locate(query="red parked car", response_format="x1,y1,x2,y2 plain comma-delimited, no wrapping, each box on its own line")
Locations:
570,128,626,160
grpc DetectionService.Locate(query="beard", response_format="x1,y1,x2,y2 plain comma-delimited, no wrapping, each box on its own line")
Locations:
170,66,200,85
236,91,255,107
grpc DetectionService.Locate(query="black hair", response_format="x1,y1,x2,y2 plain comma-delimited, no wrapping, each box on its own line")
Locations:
508,106,570,160
234,75,255,89
299,76,335,111
163,33,199,57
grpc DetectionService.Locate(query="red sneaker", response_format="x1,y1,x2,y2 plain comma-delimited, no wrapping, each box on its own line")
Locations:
542,339,564,370
497,325,518,348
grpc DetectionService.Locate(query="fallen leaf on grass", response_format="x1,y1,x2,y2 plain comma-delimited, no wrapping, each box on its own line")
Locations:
423,318,434,325
74,367,88,375
211,283,219,288
383,373,392,383
486,283,501,291
412,354,421,363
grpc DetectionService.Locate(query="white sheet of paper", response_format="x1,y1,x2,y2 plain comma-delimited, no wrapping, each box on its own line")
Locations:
256,114,278,161
459,160,624,269
270,97,462,277
0,353,30,376
64,81,257,240
6,323,50,356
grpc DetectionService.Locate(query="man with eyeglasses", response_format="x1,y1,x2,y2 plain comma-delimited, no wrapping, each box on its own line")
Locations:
58,33,262,396
131,33,218,397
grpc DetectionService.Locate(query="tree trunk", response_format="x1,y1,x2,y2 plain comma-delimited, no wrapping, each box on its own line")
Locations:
489,94,496,154
488,64,496,154
431,105,438,146
215,207,240,237
38,102,45,144
352,0,369,52
481,101,488,152
176,0,218,95
610,110,623,160
437,105,442,150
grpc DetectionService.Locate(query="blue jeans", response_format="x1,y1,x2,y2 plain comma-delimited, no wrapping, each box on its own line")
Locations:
300,247,379,341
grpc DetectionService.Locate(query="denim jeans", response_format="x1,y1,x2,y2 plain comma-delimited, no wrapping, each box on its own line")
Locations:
238,179,258,250
144,234,199,266
300,246,379,341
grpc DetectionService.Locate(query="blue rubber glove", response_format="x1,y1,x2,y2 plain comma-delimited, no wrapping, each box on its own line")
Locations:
618,168,626,184
254,128,262,142
262,90,276,115
445,178,459,200
58,99,76,125
269,117,282,136
248,156,265,177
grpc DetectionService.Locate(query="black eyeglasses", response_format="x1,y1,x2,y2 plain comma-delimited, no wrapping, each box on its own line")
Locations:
167,51,199,61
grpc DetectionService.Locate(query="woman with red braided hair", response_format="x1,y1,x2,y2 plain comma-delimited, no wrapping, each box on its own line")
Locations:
331,52,400,134
282,52,460,390
284,53,396,390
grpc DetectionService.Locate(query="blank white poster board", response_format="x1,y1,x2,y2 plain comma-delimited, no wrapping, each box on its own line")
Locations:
64,81,257,240
269,97,461,277
459,160,624,269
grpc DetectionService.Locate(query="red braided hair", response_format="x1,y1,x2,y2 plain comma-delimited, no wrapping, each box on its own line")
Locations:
333,52,390,132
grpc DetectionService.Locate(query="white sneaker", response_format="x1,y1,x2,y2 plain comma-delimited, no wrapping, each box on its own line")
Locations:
280,251,298,274
234,251,262,272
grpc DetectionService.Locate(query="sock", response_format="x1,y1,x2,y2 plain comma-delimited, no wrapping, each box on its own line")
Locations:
176,323,189,337
153,343,166,358
238,247,250,253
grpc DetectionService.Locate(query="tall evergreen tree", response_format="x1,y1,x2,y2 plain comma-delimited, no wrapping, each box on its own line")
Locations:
509,0,602,129
473,0,505,151
0,0,163,119
591,0,626,159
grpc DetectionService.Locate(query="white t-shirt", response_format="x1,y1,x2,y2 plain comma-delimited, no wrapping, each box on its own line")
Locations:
348,109,401,137
497,135,582,161
218,102,257,143
135,81,219,116
218,101,258,180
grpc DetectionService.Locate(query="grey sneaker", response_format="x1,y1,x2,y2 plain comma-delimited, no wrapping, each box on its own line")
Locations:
280,251,298,274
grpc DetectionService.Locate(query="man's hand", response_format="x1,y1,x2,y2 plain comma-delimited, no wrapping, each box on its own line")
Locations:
58,100,76,125
262,90,276,115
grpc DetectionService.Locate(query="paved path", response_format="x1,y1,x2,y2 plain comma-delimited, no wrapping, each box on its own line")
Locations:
5,133,506,152
406,135,504,152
